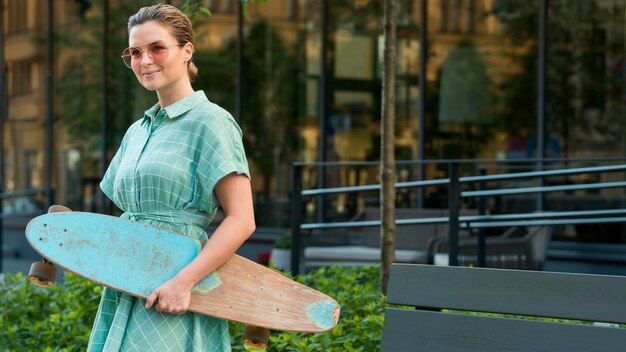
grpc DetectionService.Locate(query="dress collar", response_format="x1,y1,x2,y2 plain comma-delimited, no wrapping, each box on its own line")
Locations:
142,91,208,126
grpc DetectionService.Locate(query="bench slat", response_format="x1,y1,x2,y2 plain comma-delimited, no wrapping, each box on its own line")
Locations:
387,264,626,324
381,308,626,352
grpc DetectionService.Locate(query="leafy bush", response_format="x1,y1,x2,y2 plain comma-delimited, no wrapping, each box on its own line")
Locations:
0,266,385,351
0,272,102,351
230,265,384,351
272,234,292,249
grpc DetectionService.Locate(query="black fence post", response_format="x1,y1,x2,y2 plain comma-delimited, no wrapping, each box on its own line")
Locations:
47,188,55,211
417,0,428,209
100,0,109,215
45,0,54,214
477,167,487,267
536,0,547,212
290,164,303,275
316,0,330,224
448,162,460,266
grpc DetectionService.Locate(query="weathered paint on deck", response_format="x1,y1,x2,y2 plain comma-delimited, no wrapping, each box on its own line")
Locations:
305,300,340,330
25,212,221,297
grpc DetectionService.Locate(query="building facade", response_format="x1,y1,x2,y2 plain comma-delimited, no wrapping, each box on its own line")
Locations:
2,1,626,256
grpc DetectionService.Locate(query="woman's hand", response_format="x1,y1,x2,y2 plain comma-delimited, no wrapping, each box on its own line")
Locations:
145,276,194,314
144,174,254,315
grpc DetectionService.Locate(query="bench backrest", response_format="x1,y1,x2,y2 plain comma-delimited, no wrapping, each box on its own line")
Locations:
382,264,626,352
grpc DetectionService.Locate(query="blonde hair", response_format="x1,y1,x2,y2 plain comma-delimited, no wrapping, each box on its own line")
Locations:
128,4,198,82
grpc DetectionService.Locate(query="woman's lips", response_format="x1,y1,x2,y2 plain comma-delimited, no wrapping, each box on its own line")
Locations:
143,70,160,77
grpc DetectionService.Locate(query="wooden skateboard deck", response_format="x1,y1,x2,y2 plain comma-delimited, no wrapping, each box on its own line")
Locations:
25,212,340,333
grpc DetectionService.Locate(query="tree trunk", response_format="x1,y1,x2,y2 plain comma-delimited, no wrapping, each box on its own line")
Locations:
380,0,397,295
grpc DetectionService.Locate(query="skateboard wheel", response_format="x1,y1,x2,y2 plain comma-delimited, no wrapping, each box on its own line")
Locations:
28,261,57,288
242,325,270,351
48,205,71,213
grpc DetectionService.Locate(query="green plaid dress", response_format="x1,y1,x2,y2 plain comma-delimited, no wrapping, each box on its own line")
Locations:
87,91,250,352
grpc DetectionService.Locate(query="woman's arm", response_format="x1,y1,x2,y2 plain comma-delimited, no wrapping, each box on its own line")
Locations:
145,173,255,314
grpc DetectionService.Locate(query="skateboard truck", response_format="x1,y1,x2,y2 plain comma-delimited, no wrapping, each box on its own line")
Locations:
242,325,270,351
27,205,71,288
28,259,57,288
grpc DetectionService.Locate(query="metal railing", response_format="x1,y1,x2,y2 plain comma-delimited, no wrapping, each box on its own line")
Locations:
290,158,626,274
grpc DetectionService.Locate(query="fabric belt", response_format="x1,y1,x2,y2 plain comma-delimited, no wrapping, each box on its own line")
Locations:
120,210,211,229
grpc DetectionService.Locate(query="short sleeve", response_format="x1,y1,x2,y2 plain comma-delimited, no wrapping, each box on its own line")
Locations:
100,128,132,202
197,114,250,211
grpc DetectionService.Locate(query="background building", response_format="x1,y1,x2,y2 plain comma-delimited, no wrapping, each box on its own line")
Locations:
2,0,626,270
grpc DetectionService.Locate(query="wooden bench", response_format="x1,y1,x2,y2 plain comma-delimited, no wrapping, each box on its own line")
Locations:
382,264,626,351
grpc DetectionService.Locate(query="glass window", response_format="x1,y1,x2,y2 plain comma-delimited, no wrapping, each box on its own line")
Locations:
8,60,33,97
7,0,28,34
542,0,626,245
546,1,625,160
429,0,538,162
220,0,236,14
334,30,374,80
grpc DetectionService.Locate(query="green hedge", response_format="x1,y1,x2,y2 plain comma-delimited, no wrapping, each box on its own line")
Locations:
0,272,103,352
0,266,384,351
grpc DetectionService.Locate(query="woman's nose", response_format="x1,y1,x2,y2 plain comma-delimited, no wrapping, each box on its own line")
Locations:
141,51,154,65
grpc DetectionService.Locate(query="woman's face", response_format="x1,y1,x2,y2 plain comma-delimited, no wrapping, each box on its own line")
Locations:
127,21,193,93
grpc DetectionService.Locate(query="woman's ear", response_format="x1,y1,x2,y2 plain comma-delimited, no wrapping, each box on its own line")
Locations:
183,42,194,62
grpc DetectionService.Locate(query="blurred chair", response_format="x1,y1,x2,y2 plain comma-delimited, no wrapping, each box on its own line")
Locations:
303,207,478,270
427,225,553,270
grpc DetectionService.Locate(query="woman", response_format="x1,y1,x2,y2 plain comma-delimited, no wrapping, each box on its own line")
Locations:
88,4,255,351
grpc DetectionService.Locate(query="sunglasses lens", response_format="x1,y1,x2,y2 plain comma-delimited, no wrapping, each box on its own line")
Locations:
148,42,169,62
121,48,133,68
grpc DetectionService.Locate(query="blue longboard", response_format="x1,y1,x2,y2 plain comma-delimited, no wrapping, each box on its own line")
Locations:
25,211,340,333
